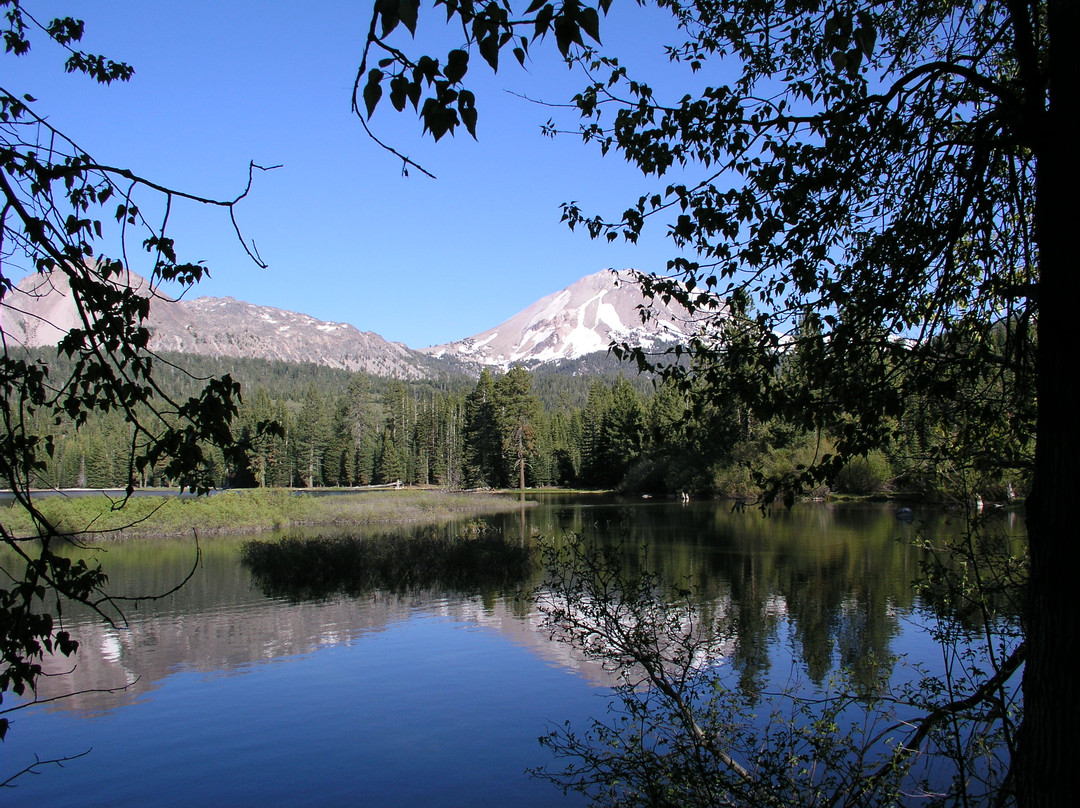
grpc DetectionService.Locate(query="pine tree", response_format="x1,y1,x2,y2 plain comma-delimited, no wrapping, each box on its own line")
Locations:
462,368,501,487
294,383,329,488
578,379,614,487
373,430,406,484
594,376,646,487
493,367,543,489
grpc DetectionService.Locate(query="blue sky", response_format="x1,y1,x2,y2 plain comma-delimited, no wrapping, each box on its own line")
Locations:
6,1,703,348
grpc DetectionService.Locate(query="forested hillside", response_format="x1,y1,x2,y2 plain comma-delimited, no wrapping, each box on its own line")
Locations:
22,341,1029,504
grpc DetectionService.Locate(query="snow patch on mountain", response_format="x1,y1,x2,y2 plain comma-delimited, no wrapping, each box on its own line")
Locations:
423,268,710,368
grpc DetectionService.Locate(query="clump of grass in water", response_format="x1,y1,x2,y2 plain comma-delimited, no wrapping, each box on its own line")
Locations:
240,531,536,600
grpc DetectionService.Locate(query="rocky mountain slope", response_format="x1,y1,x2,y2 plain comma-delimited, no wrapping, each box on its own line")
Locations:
423,269,705,369
2,267,708,376
0,269,447,379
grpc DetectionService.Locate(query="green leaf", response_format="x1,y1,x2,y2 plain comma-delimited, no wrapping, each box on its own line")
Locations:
398,0,420,36
854,25,877,58
379,0,400,37
579,7,602,44
553,16,583,57
390,75,408,111
479,35,500,72
445,49,469,83
461,104,478,138
421,98,453,140
416,55,438,83
534,4,555,39
674,214,694,239
406,80,422,109
459,89,477,138
363,69,383,118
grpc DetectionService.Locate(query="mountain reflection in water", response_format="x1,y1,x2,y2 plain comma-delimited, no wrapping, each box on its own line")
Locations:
2,497,1023,807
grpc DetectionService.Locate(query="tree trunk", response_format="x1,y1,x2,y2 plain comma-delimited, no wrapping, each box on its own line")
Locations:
1015,3,1080,804
518,424,526,490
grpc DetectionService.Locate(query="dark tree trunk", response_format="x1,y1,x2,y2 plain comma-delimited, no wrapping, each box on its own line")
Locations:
1016,2,1080,805
518,425,526,490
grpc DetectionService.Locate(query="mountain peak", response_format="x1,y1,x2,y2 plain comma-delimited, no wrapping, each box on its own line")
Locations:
423,268,702,368
2,267,711,377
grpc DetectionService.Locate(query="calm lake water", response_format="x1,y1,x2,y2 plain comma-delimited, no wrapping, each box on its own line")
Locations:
1,495,1023,806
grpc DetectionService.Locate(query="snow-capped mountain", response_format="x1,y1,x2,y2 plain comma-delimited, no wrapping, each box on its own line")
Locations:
423,269,705,368
2,267,711,376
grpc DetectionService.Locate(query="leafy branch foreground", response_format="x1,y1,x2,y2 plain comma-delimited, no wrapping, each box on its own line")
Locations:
0,489,534,540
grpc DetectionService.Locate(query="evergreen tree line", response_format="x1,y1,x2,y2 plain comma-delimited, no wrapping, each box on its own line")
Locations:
26,332,1031,502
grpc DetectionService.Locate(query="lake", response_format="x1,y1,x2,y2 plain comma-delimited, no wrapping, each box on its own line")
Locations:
1,494,1023,805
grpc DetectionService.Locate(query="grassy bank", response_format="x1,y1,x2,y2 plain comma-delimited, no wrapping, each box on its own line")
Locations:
0,489,535,540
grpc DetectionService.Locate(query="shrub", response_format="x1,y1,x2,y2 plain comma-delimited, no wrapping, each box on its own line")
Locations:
833,451,894,496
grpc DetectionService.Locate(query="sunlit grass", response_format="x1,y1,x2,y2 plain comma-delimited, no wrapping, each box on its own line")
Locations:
0,488,534,540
